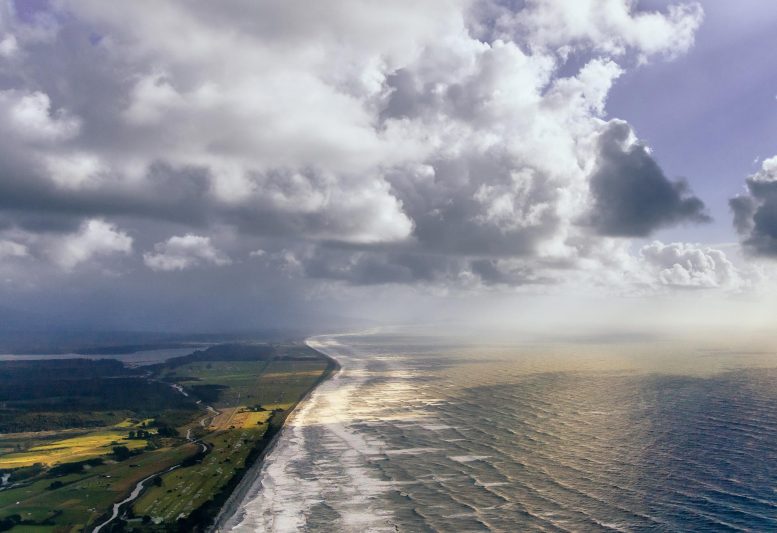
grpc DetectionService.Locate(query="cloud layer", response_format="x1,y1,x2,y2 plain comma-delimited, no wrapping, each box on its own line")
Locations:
1,0,744,324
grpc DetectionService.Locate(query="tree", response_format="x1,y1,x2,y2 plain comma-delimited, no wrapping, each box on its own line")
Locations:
112,445,132,461
157,425,179,438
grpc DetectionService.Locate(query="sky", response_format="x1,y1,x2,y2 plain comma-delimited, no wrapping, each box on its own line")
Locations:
0,0,775,334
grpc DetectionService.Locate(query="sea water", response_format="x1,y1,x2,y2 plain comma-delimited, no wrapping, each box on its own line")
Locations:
226,330,777,532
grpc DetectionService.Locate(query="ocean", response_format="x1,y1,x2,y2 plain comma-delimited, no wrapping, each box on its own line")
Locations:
224,331,777,532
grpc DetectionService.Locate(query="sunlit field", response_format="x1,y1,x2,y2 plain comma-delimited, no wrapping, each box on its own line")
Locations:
0,425,151,469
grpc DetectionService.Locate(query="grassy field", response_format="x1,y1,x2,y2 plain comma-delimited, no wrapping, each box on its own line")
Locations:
132,408,274,522
171,359,329,410
133,424,267,522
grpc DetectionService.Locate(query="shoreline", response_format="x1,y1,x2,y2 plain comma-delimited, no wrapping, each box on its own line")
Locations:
209,342,341,532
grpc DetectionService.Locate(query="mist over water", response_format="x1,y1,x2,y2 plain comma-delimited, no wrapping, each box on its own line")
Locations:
227,330,777,532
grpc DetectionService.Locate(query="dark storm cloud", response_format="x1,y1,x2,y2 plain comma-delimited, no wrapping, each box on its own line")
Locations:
586,121,710,237
729,195,756,234
296,246,551,288
0,212,81,234
270,236,559,288
729,159,777,256
0,158,212,228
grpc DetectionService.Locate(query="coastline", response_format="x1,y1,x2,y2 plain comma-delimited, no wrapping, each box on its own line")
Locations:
210,342,341,532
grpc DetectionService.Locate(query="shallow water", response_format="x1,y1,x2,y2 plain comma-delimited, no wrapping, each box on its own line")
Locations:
0,346,200,366
227,331,777,532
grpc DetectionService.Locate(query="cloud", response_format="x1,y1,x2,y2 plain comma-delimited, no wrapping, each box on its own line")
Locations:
0,34,17,58
586,121,710,237
639,241,745,290
468,258,548,286
0,219,133,272
0,89,80,142
0,0,711,292
480,0,704,61
269,244,552,289
144,234,230,271
298,246,465,286
44,219,133,270
730,155,777,256
0,238,26,259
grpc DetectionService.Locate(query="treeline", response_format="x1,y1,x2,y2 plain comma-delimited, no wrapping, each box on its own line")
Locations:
161,344,276,368
0,412,111,433
1,377,194,410
48,458,104,477
158,343,325,370
0,358,136,380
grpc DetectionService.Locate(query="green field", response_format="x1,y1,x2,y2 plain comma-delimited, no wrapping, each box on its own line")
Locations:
0,343,335,531
133,424,266,522
170,359,330,409
0,444,196,531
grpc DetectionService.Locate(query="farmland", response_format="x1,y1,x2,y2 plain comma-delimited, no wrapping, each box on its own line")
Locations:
132,416,268,523
0,343,336,531
0,444,195,531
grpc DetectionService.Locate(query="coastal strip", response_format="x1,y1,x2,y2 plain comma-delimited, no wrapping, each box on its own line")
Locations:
210,344,341,532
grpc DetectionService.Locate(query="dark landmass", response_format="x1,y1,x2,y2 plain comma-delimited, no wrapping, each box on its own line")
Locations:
0,359,195,433
0,329,318,355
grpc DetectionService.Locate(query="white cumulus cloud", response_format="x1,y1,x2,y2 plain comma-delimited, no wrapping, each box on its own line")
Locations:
0,89,80,142
640,241,746,290
45,219,133,270
484,0,703,61
144,234,231,271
